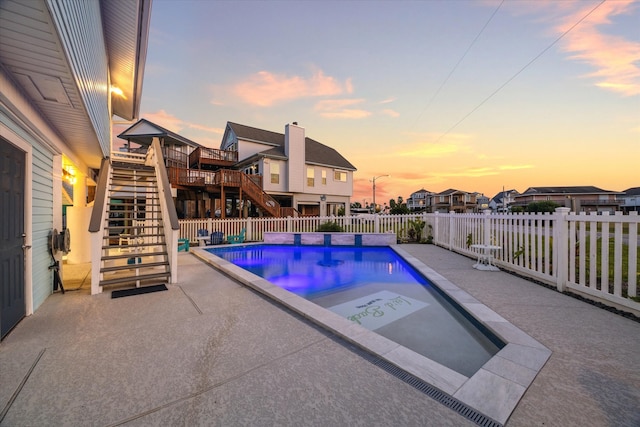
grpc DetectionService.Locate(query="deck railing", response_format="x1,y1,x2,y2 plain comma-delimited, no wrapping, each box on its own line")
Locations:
180,210,639,317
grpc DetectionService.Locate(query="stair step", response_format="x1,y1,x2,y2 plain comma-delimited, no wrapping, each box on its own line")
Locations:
102,242,166,249
101,261,169,273
103,232,166,238
99,272,171,287
102,251,168,261
104,225,164,230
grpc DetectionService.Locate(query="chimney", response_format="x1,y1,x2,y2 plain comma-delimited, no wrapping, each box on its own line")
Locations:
285,122,305,193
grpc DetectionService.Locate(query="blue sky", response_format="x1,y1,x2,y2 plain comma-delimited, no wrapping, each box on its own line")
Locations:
132,0,640,205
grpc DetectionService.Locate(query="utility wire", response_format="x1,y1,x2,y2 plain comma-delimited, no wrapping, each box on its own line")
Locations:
413,0,505,128
434,0,607,143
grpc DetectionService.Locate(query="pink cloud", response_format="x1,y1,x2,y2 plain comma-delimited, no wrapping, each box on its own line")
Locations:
556,1,640,96
381,109,400,118
143,110,223,135
315,98,372,119
232,70,350,106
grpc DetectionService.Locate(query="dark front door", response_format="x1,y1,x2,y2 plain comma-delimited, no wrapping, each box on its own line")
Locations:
0,137,26,339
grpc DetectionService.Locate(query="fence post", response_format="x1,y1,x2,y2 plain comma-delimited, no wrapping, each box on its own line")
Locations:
375,215,380,233
246,217,252,241
448,211,455,250
433,212,439,245
554,207,570,292
483,209,491,245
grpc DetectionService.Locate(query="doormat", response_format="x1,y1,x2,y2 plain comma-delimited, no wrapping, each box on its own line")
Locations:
111,284,168,299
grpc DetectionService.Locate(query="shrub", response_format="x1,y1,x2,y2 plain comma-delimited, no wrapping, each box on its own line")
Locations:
316,221,344,232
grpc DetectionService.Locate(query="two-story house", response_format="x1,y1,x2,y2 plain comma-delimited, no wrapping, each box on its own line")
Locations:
221,122,357,217
620,187,640,213
117,120,356,218
513,186,622,213
489,189,520,212
407,189,433,212
430,189,479,213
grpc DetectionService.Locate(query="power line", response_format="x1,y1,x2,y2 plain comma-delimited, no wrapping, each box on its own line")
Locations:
434,0,607,143
411,0,505,130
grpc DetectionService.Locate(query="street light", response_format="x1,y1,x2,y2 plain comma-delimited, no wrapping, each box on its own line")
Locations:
371,174,389,213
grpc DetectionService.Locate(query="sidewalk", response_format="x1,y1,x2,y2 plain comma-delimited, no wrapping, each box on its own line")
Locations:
1,245,639,426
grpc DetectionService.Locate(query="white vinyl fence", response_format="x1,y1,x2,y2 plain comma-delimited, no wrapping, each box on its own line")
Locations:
180,209,639,316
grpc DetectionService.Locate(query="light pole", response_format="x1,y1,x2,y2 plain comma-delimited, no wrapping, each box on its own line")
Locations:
371,174,389,213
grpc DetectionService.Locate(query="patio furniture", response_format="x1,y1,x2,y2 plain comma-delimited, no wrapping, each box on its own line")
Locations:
178,238,190,252
470,244,501,271
210,231,224,245
227,228,246,244
196,229,210,246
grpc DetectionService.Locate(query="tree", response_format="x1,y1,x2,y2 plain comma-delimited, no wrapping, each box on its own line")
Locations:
389,196,409,215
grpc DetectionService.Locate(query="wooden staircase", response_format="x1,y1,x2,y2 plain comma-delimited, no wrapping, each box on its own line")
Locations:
98,162,171,289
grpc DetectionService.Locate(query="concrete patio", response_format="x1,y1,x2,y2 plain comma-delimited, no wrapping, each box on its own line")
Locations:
1,244,638,426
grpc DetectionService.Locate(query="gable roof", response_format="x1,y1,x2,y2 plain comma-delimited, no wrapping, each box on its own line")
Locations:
491,189,518,203
436,188,469,196
520,186,621,195
118,118,202,148
227,122,356,171
622,187,640,196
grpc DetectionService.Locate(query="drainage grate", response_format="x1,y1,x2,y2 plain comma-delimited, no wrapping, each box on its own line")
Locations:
345,342,504,427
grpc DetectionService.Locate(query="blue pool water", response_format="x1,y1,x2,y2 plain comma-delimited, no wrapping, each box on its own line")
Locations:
207,244,503,376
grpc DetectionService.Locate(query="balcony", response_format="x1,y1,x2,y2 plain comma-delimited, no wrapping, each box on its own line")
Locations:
189,147,237,170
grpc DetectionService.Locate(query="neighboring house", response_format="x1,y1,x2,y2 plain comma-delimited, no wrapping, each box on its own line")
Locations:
513,186,623,213
0,0,151,338
115,120,357,218
407,189,433,211
430,189,479,213
489,189,519,212
220,122,357,217
620,187,640,213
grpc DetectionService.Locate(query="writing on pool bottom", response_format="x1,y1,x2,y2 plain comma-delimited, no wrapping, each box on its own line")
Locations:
329,290,429,330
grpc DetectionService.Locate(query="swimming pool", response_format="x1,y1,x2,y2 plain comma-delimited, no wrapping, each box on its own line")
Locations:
206,244,504,377
195,242,551,425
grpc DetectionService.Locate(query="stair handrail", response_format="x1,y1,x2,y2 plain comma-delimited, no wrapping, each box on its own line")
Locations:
90,158,112,294
239,173,280,216
147,140,179,231
147,138,179,283
89,157,111,232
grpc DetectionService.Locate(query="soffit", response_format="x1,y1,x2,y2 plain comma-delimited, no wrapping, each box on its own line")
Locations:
101,0,151,121
0,0,150,169
0,0,103,167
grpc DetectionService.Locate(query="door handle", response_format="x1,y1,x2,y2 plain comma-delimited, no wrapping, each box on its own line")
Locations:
21,233,31,250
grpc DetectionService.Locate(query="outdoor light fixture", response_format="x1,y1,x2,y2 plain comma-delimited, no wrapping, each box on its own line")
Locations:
63,166,76,185
320,195,326,201
110,86,124,97
370,174,389,213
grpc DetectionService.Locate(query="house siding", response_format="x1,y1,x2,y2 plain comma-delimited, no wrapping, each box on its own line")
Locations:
31,143,54,310
47,0,111,156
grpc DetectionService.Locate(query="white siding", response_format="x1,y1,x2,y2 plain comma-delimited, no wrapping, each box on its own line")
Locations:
31,143,54,310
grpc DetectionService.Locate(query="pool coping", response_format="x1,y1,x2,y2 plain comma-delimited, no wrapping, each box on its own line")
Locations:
191,244,551,425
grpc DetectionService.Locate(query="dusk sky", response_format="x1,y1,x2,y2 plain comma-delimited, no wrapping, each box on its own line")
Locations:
130,0,640,206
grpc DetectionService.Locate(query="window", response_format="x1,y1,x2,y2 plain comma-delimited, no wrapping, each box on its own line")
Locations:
307,167,314,187
334,170,347,182
322,170,327,185
271,163,279,184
